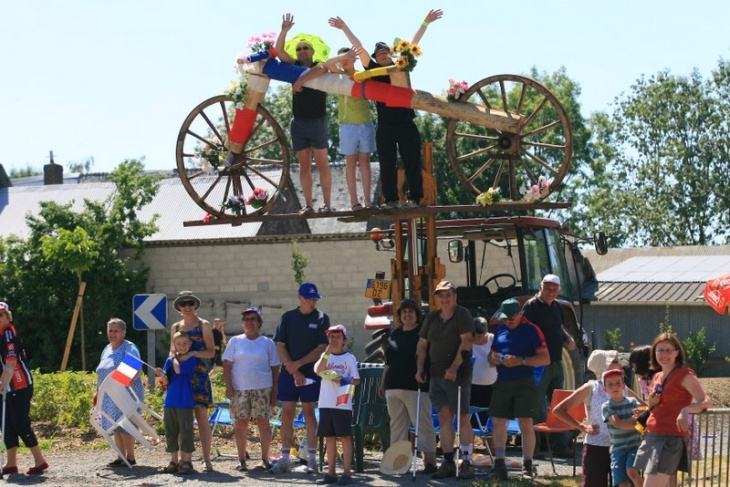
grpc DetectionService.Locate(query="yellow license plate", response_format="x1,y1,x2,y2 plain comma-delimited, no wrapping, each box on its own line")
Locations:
365,278,391,299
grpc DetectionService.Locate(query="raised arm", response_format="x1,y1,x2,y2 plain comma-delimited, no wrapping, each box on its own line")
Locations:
276,13,296,64
412,8,443,45
329,17,370,67
292,48,357,92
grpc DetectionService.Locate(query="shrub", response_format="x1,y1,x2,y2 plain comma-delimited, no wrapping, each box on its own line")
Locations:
605,327,624,351
683,328,715,376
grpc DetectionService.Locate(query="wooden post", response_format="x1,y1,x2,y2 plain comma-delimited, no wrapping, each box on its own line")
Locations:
61,281,86,372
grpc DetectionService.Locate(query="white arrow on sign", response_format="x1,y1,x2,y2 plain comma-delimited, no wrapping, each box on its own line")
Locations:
134,294,167,330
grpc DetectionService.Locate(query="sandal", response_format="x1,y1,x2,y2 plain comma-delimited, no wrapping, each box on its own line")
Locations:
251,460,271,472
159,461,178,474
202,461,214,473
235,461,248,472
318,204,333,213
299,205,314,215
178,461,195,475
351,203,364,211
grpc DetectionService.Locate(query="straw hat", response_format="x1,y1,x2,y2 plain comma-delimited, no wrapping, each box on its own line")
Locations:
380,440,412,475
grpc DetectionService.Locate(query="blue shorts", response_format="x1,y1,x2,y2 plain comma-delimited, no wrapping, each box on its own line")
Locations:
611,446,638,486
277,372,321,403
290,117,328,151
339,123,376,156
317,408,353,438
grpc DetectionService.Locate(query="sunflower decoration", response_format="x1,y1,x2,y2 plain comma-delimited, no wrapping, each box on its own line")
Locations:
475,187,502,206
391,37,421,72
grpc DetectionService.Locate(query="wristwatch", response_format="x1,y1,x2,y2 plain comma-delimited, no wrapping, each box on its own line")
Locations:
521,357,527,366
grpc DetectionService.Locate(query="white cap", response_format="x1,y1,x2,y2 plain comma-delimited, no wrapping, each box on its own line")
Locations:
542,274,561,285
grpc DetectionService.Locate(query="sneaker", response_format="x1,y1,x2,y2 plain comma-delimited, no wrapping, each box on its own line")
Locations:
457,460,475,479
418,463,438,474
269,458,292,474
522,459,536,478
337,474,353,485
402,199,419,208
431,461,456,479
316,474,338,485
380,200,401,210
318,204,333,213
486,459,508,481
224,152,236,167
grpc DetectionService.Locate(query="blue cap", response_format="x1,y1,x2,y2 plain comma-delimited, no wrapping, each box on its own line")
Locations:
298,282,322,300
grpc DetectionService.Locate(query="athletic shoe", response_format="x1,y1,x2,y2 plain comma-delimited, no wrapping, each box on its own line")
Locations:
269,458,292,474
457,460,475,479
380,200,401,210
431,461,456,479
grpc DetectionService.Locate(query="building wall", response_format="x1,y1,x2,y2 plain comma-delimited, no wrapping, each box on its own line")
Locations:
582,304,730,376
141,237,395,360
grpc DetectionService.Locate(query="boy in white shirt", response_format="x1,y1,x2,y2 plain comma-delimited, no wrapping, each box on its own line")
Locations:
314,325,361,485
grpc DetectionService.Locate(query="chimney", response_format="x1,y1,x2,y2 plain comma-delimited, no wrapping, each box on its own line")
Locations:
44,150,63,185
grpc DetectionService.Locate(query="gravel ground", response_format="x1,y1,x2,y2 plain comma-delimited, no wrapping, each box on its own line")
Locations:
3,439,581,486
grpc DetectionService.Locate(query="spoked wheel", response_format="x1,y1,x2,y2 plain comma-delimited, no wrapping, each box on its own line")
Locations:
176,95,290,218
446,74,573,200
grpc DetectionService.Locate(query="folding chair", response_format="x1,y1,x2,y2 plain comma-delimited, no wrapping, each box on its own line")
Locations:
91,376,162,468
209,400,237,459
469,406,494,463
533,389,585,476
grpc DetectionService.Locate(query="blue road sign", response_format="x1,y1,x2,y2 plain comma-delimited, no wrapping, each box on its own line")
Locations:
133,294,168,331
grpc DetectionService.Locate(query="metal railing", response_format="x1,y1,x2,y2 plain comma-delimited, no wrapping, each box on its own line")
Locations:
679,408,730,486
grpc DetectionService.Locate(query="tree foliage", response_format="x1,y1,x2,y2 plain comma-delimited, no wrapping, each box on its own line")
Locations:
0,159,161,372
565,60,730,246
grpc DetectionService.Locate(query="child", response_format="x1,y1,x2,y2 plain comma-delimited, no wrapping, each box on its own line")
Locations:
313,324,361,485
601,369,643,487
155,331,197,474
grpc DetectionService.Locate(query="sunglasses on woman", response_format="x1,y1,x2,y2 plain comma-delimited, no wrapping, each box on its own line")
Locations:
178,300,196,307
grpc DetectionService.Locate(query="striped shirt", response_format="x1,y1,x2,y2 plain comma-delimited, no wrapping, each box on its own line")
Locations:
602,396,641,452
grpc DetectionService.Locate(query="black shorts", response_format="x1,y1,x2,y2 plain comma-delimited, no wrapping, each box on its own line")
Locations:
316,408,352,438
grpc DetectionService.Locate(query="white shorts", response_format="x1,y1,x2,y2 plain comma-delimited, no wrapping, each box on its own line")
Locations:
339,123,376,156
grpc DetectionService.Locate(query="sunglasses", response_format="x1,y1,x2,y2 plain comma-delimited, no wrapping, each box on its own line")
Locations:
296,46,310,51
178,300,196,308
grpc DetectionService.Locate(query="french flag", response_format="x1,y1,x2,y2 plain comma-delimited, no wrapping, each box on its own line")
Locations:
335,384,353,407
111,353,144,387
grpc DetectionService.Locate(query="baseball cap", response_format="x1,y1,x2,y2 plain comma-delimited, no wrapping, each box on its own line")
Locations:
433,280,456,294
241,307,262,318
542,274,561,285
496,298,522,319
326,324,348,337
0,302,9,311
298,282,322,299
601,368,624,384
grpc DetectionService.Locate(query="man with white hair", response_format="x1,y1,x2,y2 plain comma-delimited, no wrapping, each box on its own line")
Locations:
522,274,576,457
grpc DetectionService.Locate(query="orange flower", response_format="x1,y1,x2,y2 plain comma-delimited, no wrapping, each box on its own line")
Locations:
395,56,409,69
410,44,422,56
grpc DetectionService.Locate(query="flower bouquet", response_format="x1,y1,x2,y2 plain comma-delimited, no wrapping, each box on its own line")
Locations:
246,187,269,210
446,79,469,102
236,31,278,72
196,140,227,173
391,38,422,72
475,187,501,206
226,78,248,110
223,195,247,215
520,176,553,203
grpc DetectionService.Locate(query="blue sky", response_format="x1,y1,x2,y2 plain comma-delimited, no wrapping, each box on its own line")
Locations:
2,0,728,174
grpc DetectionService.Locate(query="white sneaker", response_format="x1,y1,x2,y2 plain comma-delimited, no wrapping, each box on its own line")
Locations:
269,458,292,474
402,199,420,208
380,200,401,210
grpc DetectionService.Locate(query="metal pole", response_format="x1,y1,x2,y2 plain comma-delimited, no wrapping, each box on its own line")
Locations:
411,388,421,482
456,384,461,478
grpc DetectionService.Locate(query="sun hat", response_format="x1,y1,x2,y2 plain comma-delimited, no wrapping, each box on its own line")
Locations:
496,298,522,319
379,440,412,475
601,368,624,384
542,274,561,285
325,324,347,338
298,282,322,300
371,41,390,58
433,280,456,294
587,349,619,376
173,291,201,311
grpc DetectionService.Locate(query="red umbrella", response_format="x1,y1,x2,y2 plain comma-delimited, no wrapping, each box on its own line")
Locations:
704,273,730,315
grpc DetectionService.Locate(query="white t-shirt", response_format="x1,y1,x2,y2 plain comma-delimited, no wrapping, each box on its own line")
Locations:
315,352,359,410
472,334,498,386
222,334,280,391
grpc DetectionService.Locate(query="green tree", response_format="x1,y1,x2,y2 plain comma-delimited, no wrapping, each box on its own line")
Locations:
566,61,730,246
8,164,41,178
0,159,161,372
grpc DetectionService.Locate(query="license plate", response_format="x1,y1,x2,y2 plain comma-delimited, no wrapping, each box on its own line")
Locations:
365,278,391,299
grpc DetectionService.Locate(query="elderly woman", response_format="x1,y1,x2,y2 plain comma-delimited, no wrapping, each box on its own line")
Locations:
223,307,280,472
634,333,712,487
96,317,145,468
553,350,642,487
0,302,49,475
379,299,438,474
169,290,216,473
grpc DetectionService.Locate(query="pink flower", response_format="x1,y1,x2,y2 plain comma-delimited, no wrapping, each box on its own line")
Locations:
203,213,212,223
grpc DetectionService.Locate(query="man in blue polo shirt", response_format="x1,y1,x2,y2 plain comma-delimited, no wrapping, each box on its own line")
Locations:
270,282,329,474
487,298,550,480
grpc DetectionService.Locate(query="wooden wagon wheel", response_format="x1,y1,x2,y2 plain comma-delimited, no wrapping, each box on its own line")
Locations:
176,95,290,218
445,74,573,201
